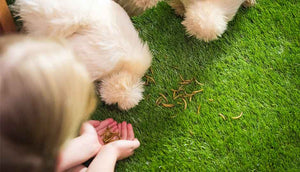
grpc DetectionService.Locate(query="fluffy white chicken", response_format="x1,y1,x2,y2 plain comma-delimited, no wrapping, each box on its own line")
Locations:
15,0,152,110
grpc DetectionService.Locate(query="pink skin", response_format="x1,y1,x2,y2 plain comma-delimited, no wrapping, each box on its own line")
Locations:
88,118,119,145
87,121,140,171
60,119,140,172
119,121,135,140
57,118,118,171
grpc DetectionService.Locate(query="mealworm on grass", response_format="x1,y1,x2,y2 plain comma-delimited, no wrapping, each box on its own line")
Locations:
184,93,194,97
146,75,156,84
150,67,154,75
179,74,184,81
195,80,204,86
177,101,183,104
182,98,187,110
155,97,163,105
180,81,192,85
219,113,226,120
189,96,192,102
178,86,184,91
232,112,243,119
171,89,178,98
173,94,183,100
173,91,176,98
159,93,168,102
192,89,204,94
162,103,175,107
197,104,201,114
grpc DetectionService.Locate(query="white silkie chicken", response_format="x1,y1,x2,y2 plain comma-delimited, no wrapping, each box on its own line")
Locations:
14,0,152,110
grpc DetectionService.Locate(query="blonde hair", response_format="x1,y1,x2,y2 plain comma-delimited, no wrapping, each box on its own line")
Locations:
0,35,96,171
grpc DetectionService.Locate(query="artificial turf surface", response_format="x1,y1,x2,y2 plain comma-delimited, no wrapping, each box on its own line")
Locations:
7,0,299,171
93,1,299,171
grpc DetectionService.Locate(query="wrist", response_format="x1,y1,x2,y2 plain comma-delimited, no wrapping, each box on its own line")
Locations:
99,144,119,161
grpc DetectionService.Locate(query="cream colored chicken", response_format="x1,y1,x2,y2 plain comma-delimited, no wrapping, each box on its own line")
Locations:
15,0,152,110
114,0,256,41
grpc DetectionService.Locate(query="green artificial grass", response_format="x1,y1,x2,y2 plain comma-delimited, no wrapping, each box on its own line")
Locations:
92,1,300,171
6,0,299,171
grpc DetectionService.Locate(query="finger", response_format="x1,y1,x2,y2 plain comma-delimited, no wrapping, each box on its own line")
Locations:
108,121,117,129
110,125,118,132
98,137,104,145
118,123,122,136
87,120,101,127
80,122,96,135
121,121,127,140
112,126,119,133
131,138,140,150
127,123,134,140
96,118,114,130
97,127,107,136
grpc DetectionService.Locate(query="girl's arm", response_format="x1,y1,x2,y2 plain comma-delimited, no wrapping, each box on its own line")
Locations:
58,119,117,171
87,144,118,172
65,165,87,172
87,122,140,172
57,123,101,171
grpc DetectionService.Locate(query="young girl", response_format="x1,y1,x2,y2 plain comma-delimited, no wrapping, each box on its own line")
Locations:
0,35,140,172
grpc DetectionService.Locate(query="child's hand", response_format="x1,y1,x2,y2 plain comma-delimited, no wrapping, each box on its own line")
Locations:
87,122,140,171
57,119,118,171
104,122,140,160
87,118,118,145
107,139,140,160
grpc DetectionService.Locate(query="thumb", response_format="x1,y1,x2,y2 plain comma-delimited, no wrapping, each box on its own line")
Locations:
80,122,96,135
130,138,140,150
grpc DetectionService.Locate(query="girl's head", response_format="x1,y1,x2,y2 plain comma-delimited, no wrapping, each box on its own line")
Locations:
0,35,96,171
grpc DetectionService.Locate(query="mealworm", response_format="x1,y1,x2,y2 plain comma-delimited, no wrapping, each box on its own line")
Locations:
171,89,178,98
155,97,163,105
173,94,183,100
232,112,243,119
178,86,184,91
197,104,201,114
182,98,187,110
195,80,204,86
180,81,192,85
162,103,175,107
219,113,226,120
184,94,194,97
150,67,154,75
159,93,168,102
146,75,156,84
179,75,184,81
192,89,203,94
